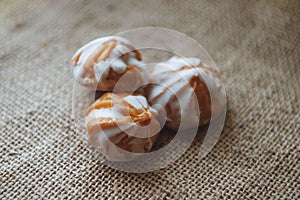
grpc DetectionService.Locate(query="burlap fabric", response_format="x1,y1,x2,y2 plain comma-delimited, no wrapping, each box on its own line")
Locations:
1,0,299,199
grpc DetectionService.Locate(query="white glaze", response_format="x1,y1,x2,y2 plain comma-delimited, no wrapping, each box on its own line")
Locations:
71,36,147,90
147,56,226,130
86,94,160,161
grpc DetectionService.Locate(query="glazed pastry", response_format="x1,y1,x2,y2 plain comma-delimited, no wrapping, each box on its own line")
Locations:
71,36,147,91
146,56,226,130
86,92,161,161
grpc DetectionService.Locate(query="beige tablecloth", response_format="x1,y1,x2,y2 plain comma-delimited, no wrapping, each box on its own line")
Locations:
1,0,299,199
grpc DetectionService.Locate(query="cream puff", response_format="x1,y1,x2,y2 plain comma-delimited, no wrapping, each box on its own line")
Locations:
71,36,147,91
86,92,161,161
146,56,226,130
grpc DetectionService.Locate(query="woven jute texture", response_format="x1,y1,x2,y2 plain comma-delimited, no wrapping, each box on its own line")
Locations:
1,0,299,199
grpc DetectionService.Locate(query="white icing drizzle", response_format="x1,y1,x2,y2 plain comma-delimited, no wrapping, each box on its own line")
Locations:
86,94,160,161
71,36,147,90
147,56,226,130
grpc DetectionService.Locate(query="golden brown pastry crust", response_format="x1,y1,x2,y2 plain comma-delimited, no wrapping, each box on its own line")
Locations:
71,36,146,91
86,93,161,161
146,56,226,130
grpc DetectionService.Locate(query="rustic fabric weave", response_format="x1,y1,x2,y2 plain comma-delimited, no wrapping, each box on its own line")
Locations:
1,0,299,199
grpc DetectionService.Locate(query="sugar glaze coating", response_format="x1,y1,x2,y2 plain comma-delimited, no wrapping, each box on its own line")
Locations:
146,56,226,130
71,36,147,91
86,93,161,161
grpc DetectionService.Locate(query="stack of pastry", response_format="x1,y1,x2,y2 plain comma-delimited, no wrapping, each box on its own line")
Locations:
71,36,225,161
